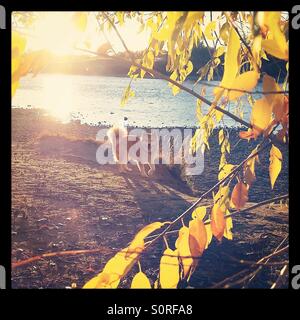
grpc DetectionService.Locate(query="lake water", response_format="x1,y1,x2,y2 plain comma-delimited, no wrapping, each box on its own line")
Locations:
12,73,261,128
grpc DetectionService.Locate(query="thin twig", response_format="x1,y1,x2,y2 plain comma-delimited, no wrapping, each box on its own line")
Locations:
146,193,288,240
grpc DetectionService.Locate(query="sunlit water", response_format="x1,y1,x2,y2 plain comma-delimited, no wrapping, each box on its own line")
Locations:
12,73,263,128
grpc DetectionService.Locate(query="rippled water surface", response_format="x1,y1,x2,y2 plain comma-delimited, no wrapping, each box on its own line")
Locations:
12,73,262,127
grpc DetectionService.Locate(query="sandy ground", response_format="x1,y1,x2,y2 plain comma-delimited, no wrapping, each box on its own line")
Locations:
11,108,289,288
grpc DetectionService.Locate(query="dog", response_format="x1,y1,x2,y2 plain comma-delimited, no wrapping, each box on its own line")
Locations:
107,126,150,177
107,126,185,177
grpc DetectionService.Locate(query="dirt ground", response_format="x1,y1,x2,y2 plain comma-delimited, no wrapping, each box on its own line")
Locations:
11,108,289,289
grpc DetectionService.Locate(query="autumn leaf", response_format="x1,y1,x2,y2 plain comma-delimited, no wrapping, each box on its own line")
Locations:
210,204,226,241
213,185,230,209
239,129,256,140
263,75,287,123
214,27,240,98
205,224,213,248
269,145,282,188
231,181,248,210
72,12,88,32
219,22,230,44
83,272,120,289
91,246,140,287
227,71,260,101
12,81,20,97
121,85,135,107
218,164,236,181
12,31,27,97
175,226,194,279
191,206,206,220
204,21,217,40
244,164,256,186
250,97,273,137
183,12,204,37
224,215,233,240
125,222,167,259
218,129,225,145
261,12,288,61
131,272,151,289
12,31,27,58
159,248,180,288
188,218,207,258
262,40,288,61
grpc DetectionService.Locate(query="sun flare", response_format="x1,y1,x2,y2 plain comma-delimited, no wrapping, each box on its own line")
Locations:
26,12,150,56
28,12,83,55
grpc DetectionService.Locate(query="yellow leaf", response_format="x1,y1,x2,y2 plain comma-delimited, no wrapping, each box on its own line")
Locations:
218,164,236,181
261,12,288,61
83,272,120,289
12,31,27,58
145,51,155,69
251,35,262,70
116,12,125,26
12,31,27,97
228,71,260,101
213,185,230,209
218,129,225,145
210,204,226,241
262,39,288,61
204,21,216,40
12,80,19,97
231,182,248,210
126,222,166,259
214,27,240,98
269,145,282,189
121,85,135,107
220,22,230,43
99,247,139,285
159,248,180,288
131,272,151,288
83,275,102,288
72,12,88,32
175,226,194,278
186,61,193,76
224,215,233,240
205,224,213,248
250,97,273,137
188,218,207,258
263,75,286,122
183,12,204,37
191,206,206,220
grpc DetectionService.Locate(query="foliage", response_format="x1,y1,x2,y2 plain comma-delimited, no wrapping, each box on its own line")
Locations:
11,11,289,289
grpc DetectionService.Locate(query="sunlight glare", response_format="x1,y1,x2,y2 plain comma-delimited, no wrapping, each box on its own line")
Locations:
29,12,83,55
42,74,74,123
